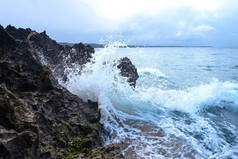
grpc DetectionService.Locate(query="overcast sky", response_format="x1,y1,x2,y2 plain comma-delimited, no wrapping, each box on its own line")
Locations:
0,0,238,46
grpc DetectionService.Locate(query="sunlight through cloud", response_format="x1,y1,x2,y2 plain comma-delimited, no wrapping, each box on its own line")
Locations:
87,0,222,20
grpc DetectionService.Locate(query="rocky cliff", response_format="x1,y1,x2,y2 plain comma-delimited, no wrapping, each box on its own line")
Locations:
4,25,138,87
0,25,138,159
0,25,128,159
5,25,94,83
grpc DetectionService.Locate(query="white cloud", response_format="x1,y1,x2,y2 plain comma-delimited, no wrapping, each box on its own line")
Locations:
85,0,222,21
192,25,216,32
175,24,216,39
0,0,238,46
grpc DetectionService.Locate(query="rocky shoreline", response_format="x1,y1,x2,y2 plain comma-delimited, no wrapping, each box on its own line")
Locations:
0,25,138,159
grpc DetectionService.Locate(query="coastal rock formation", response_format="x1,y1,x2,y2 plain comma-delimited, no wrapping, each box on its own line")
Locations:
5,25,95,82
0,25,124,159
117,57,139,87
5,25,138,87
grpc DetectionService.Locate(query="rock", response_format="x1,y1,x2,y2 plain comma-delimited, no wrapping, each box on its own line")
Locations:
4,25,95,82
0,129,39,159
0,25,17,49
4,25,139,88
80,143,125,159
0,85,39,159
70,43,94,66
117,57,139,87
5,25,32,41
0,24,124,159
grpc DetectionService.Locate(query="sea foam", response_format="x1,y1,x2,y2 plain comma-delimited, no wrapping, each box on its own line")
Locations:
59,43,238,159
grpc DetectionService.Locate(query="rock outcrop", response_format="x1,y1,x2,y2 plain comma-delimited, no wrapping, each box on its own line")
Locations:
5,25,95,82
0,25,124,159
117,57,139,87
5,25,138,88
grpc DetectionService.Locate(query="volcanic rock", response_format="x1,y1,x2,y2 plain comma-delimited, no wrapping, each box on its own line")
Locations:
5,25,95,82
117,57,139,87
5,25,139,89
0,25,124,159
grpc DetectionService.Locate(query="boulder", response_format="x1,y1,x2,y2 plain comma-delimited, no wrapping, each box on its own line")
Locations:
117,57,139,87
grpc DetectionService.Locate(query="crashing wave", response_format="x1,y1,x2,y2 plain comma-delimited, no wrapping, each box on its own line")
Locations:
59,42,238,159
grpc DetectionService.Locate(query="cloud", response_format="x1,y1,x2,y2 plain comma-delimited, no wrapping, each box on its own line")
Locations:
192,25,216,32
86,0,222,20
0,0,238,46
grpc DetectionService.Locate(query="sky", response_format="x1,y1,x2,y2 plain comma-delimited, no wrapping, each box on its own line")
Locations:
0,0,238,46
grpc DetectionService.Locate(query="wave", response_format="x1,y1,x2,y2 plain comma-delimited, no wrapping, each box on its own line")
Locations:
59,43,238,159
136,78,238,113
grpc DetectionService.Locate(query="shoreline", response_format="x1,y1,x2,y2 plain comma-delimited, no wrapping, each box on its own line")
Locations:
0,24,131,159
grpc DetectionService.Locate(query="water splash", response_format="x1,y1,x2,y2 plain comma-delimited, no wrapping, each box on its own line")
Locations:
58,43,238,159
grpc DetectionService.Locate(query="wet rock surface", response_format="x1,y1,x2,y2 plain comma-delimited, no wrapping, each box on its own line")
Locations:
0,25,125,159
79,143,125,159
4,25,138,88
117,57,139,87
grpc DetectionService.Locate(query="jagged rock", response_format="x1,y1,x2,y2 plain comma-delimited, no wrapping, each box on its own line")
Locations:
117,57,139,87
5,25,32,41
0,85,39,159
5,25,95,82
72,43,94,65
0,25,17,49
0,25,124,159
4,25,139,88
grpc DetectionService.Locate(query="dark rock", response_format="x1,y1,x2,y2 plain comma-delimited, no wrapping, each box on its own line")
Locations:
4,25,139,88
0,85,39,159
4,25,95,82
0,25,17,49
117,57,139,87
0,25,124,159
81,143,125,159
0,143,11,159
1,130,39,159
71,43,94,65
5,25,32,41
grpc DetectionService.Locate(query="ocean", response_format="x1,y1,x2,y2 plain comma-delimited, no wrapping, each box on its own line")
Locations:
61,44,238,159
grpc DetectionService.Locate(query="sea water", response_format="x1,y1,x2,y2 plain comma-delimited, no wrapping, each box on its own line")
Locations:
60,44,238,159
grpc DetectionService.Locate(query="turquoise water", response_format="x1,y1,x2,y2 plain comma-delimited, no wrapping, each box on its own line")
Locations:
62,45,238,159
